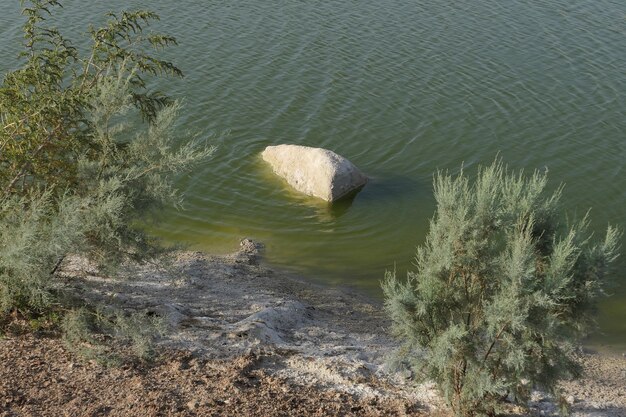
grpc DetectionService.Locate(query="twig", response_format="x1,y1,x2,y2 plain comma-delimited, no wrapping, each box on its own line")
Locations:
50,255,66,276
483,322,508,363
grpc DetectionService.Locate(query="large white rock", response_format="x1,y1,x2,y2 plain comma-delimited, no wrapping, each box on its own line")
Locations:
261,144,367,202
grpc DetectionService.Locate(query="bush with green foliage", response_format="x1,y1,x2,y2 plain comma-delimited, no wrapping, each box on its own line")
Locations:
0,0,212,334
61,307,165,365
383,161,619,417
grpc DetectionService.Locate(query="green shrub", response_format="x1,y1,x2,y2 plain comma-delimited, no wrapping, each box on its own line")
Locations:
383,161,620,417
61,308,165,365
0,1,212,326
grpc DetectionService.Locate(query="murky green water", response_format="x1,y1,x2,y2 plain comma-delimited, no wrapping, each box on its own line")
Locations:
1,0,624,349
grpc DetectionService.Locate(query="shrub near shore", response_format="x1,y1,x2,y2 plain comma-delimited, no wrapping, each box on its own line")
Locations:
0,0,211,350
384,161,620,417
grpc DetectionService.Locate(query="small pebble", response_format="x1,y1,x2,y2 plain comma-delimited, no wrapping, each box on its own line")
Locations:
186,399,198,410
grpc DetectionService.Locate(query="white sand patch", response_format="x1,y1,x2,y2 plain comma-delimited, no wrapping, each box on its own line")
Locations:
60,240,626,417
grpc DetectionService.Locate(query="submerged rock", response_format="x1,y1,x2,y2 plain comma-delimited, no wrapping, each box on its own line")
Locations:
261,144,367,202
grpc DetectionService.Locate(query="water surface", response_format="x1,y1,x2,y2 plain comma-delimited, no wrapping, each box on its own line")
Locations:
1,0,624,349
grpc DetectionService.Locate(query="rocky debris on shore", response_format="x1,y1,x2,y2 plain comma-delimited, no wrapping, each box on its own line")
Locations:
261,144,368,202
0,335,428,417
11,240,624,417
59,239,440,412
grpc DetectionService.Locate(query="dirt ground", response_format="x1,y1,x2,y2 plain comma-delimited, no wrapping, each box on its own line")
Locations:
1,335,623,417
0,334,429,417
1,242,624,417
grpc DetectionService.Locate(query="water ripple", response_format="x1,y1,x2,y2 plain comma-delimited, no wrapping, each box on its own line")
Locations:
1,0,625,346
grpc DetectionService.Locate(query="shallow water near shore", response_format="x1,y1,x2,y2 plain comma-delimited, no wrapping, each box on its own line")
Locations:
1,0,625,350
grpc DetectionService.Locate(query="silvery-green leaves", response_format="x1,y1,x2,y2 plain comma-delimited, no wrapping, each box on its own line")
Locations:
383,160,620,417
0,1,212,322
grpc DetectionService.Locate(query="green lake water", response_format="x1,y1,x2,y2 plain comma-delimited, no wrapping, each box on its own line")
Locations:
1,0,624,350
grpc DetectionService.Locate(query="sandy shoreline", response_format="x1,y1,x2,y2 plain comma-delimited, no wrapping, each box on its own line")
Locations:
60,240,427,402
1,240,624,416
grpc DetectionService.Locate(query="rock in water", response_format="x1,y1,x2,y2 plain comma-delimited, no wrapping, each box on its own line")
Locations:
261,144,367,202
